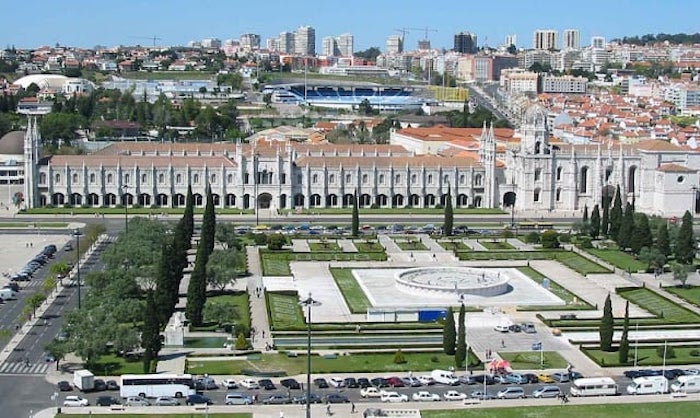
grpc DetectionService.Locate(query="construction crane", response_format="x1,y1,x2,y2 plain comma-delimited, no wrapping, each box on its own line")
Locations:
394,28,412,41
408,27,438,42
130,35,162,47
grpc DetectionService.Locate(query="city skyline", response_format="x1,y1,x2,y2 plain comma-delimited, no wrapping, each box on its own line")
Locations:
1,0,697,52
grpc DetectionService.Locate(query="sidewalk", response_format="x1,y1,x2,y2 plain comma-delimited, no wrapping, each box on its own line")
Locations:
246,245,273,351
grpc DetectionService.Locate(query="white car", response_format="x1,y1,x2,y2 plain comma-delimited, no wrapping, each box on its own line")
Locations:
360,387,384,398
239,378,260,389
63,396,89,407
443,390,468,401
329,377,345,388
417,375,436,386
221,378,239,389
412,391,441,402
380,391,408,403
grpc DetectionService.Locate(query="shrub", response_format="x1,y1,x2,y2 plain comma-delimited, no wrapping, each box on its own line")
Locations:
253,233,267,246
577,236,593,248
558,233,571,243
690,350,700,357
657,345,675,359
235,332,249,350
430,355,439,363
267,233,287,250
524,232,541,244
370,203,379,209
540,230,560,249
393,349,407,364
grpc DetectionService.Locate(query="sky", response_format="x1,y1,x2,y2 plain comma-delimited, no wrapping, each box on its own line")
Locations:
1,0,697,51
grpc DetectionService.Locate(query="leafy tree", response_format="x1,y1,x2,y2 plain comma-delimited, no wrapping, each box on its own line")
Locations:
609,185,623,239
638,246,666,272
215,223,241,250
540,230,560,249
602,200,610,237
206,249,245,292
354,47,382,62
442,306,456,355
599,294,614,352
657,223,671,257
351,189,359,237
619,301,630,364
203,299,241,330
40,112,83,148
590,204,601,238
26,293,46,318
671,261,691,288
45,339,69,371
184,186,195,239
455,304,467,368
674,211,695,264
617,202,634,250
358,99,375,116
443,186,453,236
630,213,653,255
266,233,287,251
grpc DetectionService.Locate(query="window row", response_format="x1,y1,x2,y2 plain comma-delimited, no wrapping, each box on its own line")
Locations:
41,172,238,186
309,173,484,186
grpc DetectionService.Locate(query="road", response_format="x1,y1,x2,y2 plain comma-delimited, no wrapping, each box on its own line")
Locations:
466,84,515,126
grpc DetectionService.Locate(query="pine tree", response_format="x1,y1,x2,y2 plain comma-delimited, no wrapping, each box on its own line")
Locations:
657,223,671,257
443,186,453,236
590,204,601,238
351,189,359,237
141,290,162,373
609,185,623,239
455,304,467,368
618,301,630,364
600,294,614,352
602,199,610,237
617,202,634,249
630,213,653,255
675,211,696,264
442,307,456,355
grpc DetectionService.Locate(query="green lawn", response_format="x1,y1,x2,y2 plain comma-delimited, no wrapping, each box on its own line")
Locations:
553,251,611,275
583,345,700,367
186,351,481,375
586,248,647,272
395,239,429,251
517,266,592,308
267,292,305,329
421,403,700,418
480,240,516,250
618,287,700,323
353,241,384,252
330,268,372,313
308,241,341,252
205,293,251,333
456,250,611,275
260,249,387,276
88,353,148,375
438,240,470,251
666,285,700,308
498,351,569,370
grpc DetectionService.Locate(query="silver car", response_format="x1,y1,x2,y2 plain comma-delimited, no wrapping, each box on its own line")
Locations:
125,396,150,406
155,396,179,406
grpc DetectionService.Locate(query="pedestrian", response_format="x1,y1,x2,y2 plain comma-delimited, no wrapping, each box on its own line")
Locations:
326,404,332,416
501,339,505,348
280,412,284,418
351,401,356,414
262,330,265,338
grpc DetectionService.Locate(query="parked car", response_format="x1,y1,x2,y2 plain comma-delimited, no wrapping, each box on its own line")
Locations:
412,391,441,402
505,373,528,385
387,376,405,387
196,376,218,390
325,393,350,404
95,396,120,407
262,395,291,405
105,380,119,391
185,394,212,405
522,373,539,384
532,385,561,399
357,378,371,388
551,372,570,383
472,375,496,385
93,379,107,391
417,375,436,386
360,387,384,398
258,379,276,390
496,387,526,399
292,393,322,404
239,378,260,389
371,377,389,388
57,381,72,392
281,378,301,390
124,396,150,407
522,322,537,333
313,378,329,389
329,377,345,388
155,396,180,406
494,324,510,333
63,396,89,407
402,376,423,387
470,390,495,400
225,393,253,405
381,391,408,403
537,373,555,383
508,324,522,333
443,390,467,401
344,377,359,388
221,378,239,389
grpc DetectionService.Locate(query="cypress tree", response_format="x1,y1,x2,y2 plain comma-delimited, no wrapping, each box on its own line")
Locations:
657,222,671,257
617,202,634,250
443,186,453,236
442,306,456,355
351,188,359,237
600,294,614,352
590,204,601,238
675,210,696,264
186,246,208,327
583,205,589,223
183,185,195,240
154,242,175,326
201,185,216,257
455,304,467,368
630,213,653,255
602,199,610,237
609,185,623,239
619,301,630,364
142,290,162,373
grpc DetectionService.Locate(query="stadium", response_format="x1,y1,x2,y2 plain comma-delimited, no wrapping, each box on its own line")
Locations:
263,82,431,111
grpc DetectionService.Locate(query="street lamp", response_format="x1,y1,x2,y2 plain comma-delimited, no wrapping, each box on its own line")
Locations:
72,228,82,309
299,293,321,418
692,186,698,215
121,184,130,234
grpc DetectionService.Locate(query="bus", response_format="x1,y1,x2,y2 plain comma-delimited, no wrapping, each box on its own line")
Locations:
569,377,618,397
120,373,196,399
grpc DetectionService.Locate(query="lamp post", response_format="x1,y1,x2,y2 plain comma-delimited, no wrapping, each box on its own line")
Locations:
121,184,130,234
692,186,698,215
72,228,82,309
633,322,639,367
299,293,321,418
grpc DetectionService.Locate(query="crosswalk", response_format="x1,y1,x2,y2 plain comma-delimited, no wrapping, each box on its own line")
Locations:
0,361,50,375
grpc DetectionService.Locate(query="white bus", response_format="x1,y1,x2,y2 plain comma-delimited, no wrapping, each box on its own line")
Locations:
120,373,196,399
569,377,619,397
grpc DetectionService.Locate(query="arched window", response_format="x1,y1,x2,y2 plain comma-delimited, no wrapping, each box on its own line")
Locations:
72,173,78,183
141,173,147,183
106,173,113,183
193,174,200,184
459,174,465,184
329,174,335,184
556,166,563,181
474,174,482,187
411,174,417,184
211,174,217,184
395,174,401,184
227,174,233,184
89,173,95,184
158,173,164,184
556,188,562,201
124,174,130,184
535,141,541,154
39,173,46,184
379,174,385,184
362,174,368,184
176,173,182,184
345,174,352,183
428,174,433,184
580,167,589,193
312,174,318,184
534,187,541,202
535,168,542,181
443,174,449,183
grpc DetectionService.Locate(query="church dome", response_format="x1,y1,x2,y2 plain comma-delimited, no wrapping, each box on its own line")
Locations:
523,104,547,127
0,131,25,155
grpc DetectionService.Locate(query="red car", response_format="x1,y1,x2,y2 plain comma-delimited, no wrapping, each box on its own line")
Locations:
386,376,405,388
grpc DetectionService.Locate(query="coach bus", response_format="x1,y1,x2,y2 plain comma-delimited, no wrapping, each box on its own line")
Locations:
120,373,196,398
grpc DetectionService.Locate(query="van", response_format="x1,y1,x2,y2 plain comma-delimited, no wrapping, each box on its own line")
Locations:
225,392,253,405
532,385,561,398
431,369,459,385
671,375,700,394
626,376,668,395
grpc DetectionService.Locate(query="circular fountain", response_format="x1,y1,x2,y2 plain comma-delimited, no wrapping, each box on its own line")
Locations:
396,266,511,298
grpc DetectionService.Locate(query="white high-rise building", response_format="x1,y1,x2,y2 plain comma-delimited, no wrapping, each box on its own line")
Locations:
322,36,337,56
201,38,222,49
294,25,316,55
591,36,606,49
386,35,404,54
563,29,580,49
533,29,558,50
279,32,295,54
266,37,280,51
336,33,354,57
239,33,261,52
504,34,517,48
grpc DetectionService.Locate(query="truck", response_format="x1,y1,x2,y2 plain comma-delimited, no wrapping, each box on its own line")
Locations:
431,369,459,385
671,375,700,394
0,288,16,301
626,375,668,395
73,369,95,392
